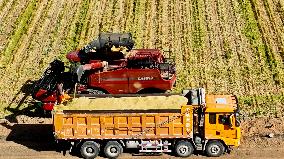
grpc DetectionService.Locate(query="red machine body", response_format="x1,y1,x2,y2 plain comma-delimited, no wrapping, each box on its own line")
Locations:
33,33,176,111
33,49,176,111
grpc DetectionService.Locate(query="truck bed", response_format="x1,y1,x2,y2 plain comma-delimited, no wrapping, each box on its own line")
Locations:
53,106,193,140
56,95,188,110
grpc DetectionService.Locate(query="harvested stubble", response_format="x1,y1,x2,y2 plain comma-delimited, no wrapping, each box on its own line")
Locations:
55,95,188,111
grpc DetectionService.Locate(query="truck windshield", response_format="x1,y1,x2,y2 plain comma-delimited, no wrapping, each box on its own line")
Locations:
218,115,231,126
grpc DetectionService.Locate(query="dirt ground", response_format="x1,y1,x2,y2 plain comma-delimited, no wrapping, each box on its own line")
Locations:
1,116,284,159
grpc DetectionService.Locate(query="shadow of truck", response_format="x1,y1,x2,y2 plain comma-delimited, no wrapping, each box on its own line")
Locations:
1,123,80,157
4,123,56,151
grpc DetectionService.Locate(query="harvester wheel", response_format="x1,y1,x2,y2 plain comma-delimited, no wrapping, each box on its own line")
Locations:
205,140,225,157
80,141,100,159
104,141,123,158
174,140,194,157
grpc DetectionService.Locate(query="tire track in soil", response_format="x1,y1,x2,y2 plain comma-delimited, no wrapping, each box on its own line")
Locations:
258,0,283,62
248,0,282,88
265,0,284,61
261,0,284,87
230,0,273,94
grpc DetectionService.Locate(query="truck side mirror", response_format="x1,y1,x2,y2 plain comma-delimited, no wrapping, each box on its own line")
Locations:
229,114,234,127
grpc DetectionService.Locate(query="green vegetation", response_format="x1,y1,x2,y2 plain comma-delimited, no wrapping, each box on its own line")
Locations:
0,0,283,117
239,94,284,117
0,0,39,67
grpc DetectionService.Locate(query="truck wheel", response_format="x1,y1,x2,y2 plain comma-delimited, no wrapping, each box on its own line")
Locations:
205,140,225,157
80,141,100,159
174,141,194,157
104,141,123,158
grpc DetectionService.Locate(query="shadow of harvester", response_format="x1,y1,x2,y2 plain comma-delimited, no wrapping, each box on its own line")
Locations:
4,80,45,122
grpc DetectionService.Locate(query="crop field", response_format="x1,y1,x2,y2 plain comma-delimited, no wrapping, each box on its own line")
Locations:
0,0,283,118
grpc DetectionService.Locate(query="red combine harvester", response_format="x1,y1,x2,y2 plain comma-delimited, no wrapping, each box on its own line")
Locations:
32,33,176,111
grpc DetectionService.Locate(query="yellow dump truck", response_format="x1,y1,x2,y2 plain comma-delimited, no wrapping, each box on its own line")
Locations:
52,88,241,158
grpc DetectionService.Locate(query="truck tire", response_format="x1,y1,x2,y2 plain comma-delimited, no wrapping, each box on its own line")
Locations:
205,140,225,157
174,141,194,157
80,141,100,159
104,141,123,158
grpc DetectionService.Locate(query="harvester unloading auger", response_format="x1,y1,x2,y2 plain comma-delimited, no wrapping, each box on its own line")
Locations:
68,33,135,63
32,32,176,111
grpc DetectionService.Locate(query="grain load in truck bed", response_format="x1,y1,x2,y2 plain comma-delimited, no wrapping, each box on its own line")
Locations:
54,95,188,110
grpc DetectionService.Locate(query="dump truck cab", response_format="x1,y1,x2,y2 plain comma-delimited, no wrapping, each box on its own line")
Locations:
203,95,241,156
204,95,240,143
183,89,241,156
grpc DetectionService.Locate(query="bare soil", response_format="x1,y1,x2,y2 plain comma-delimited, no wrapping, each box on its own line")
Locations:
0,115,284,159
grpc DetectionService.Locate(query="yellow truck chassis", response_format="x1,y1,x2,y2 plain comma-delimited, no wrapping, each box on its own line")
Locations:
53,89,241,158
